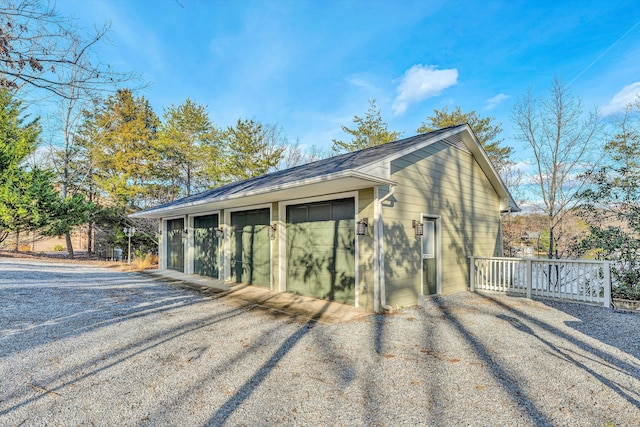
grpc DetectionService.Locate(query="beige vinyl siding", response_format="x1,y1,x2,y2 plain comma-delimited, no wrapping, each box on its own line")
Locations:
384,140,501,307
357,188,375,310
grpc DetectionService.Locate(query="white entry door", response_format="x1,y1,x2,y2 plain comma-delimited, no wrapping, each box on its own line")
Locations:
422,217,439,295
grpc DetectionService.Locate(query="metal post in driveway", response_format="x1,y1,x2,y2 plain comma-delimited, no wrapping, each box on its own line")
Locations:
124,227,136,265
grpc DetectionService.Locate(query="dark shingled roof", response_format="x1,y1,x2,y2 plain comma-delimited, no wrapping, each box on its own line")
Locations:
135,125,465,214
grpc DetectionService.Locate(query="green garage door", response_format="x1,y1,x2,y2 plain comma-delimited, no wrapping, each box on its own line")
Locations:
286,198,355,304
166,218,184,272
230,209,270,287
194,214,219,278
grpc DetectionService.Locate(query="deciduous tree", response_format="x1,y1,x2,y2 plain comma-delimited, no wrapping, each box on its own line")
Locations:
276,139,330,170
512,78,601,259
0,0,137,99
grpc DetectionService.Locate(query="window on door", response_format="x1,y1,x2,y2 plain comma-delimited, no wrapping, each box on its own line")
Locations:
422,219,435,259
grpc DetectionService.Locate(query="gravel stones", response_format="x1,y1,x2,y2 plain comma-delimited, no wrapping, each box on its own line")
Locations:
1,257,639,426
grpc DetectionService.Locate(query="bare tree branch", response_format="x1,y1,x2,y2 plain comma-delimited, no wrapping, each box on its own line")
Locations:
0,0,144,100
512,78,603,258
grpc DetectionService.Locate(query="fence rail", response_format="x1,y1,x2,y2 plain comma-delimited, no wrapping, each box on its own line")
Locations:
469,256,611,307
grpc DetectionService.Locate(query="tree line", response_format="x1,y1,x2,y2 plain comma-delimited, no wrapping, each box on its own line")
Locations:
0,84,512,256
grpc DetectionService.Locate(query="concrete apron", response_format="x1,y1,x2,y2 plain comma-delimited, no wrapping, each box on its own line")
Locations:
142,269,371,324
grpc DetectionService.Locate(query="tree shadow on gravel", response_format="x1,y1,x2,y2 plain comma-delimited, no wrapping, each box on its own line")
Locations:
205,303,330,426
415,300,446,423
0,301,255,417
361,314,386,426
429,296,552,426
539,299,640,360
0,277,209,357
140,308,324,423
482,295,640,409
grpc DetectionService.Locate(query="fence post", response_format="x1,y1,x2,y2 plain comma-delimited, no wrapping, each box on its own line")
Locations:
469,256,475,292
526,259,532,299
603,262,612,308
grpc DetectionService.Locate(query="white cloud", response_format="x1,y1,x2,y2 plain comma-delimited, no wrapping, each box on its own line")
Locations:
392,64,458,115
601,82,640,116
346,75,373,89
485,93,510,110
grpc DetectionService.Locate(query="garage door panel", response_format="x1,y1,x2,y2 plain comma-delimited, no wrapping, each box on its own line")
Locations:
231,209,270,287
246,211,260,225
166,218,184,272
288,207,307,223
286,198,355,304
194,214,219,278
335,250,355,270
331,201,354,220
244,224,269,285
308,204,331,221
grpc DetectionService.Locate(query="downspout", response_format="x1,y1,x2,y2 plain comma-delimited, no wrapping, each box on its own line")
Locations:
373,190,380,312
374,184,396,312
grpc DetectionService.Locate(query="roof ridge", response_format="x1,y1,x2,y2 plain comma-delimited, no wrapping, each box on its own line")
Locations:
134,125,467,213
229,124,465,185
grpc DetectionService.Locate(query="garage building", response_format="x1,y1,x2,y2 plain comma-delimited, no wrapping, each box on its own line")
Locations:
131,124,519,312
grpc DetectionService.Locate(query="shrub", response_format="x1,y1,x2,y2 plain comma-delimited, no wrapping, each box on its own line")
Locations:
612,263,640,300
53,244,64,252
131,253,159,270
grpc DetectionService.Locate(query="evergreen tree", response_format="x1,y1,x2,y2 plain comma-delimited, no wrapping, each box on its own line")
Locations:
79,89,161,209
222,118,285,182
158,98,221,198
578,103,640,299
0,89,49,249
0,168,64,249
0,90,39,175
332,99,403,153
417,106,512,171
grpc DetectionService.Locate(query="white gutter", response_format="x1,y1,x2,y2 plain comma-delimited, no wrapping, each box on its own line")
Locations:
373,184,396,312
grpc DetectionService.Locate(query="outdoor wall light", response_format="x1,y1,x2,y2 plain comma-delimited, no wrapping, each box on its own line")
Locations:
356,218,369,236
268,224,277,240
413,220,424,239
215,228,224,239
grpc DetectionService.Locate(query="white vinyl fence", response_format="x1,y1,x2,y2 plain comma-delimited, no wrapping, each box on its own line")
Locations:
469,257,612,307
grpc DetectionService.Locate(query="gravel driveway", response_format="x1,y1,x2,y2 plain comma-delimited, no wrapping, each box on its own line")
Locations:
1,257,639,426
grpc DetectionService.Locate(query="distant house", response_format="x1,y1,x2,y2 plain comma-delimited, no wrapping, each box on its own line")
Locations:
131,124,519,312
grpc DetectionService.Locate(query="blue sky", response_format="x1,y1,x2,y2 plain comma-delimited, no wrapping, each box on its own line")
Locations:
54,0,640,162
